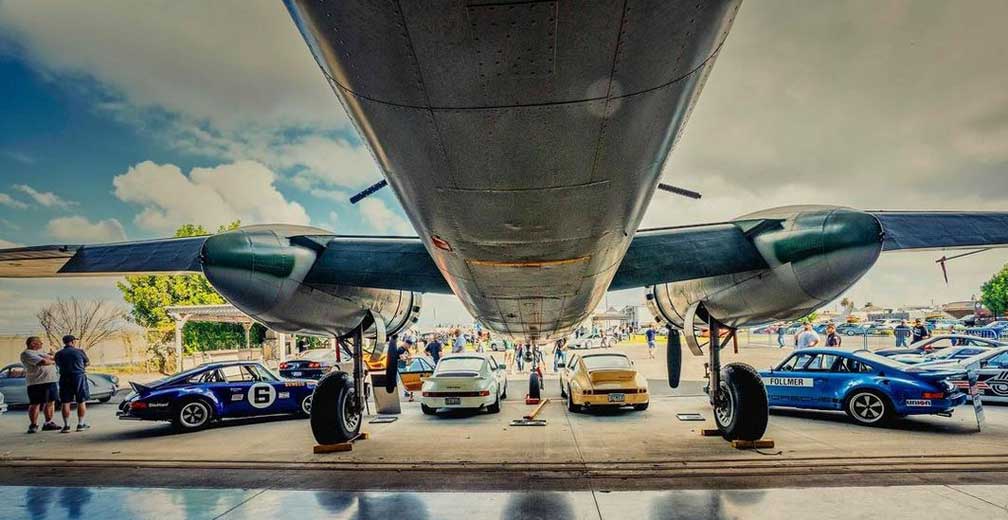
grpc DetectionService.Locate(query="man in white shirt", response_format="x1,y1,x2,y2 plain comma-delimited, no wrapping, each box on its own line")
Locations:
795,323,821,350
20,336,61,433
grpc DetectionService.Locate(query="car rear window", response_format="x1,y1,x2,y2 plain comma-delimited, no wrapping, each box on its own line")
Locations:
582,355,631,370
436,357,485,373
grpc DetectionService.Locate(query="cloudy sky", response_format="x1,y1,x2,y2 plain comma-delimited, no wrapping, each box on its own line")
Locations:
1,1,1007,332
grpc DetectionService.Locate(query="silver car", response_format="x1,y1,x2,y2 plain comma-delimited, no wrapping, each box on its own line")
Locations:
0,363,119,406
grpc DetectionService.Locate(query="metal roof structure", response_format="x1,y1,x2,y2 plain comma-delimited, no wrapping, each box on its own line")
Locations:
166,304,256,324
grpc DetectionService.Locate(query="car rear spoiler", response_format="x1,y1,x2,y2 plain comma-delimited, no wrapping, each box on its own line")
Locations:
129,381,154,395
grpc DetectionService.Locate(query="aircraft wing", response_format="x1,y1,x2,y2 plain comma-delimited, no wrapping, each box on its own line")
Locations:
869,211,1008,252
0,237,207,277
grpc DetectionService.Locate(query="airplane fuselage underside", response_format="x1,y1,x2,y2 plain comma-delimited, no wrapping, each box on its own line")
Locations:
287,0,742,340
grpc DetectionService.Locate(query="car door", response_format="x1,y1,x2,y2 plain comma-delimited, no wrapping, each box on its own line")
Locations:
400,357,435,392
561,354,579,391
216,365,273,417
0,365,28,405
764,353,819,407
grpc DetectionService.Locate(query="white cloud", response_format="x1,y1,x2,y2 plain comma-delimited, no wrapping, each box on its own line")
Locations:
13,184,76,208
112,160,310,233
0,193,27,209
358,198,415,236
274,137,380,190
0,238,21,248
46,216,126,243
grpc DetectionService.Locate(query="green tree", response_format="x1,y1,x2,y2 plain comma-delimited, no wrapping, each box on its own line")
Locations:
117,221,263,355
981,264,1008,318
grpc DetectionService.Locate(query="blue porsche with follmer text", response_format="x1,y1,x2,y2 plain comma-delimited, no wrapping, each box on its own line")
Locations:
118,361,316,432
759,348,967,426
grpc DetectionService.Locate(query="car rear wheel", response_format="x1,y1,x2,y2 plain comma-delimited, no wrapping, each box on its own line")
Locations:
421,403,436,415
500,381,508,400
566,387,579,412
845,390,892,426
310,371,360,444
487,392,501,414
172,399,213,432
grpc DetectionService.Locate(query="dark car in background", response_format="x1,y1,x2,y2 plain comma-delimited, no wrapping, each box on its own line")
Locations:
278,349,339,380
0,363,119,406
875,335,1005,359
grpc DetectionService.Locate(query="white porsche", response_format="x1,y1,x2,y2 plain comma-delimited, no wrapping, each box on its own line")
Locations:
420,353,507,415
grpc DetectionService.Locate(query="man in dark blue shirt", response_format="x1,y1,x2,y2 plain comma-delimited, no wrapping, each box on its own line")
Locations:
645,325,658,359
424,337,443,365
54,335,91,432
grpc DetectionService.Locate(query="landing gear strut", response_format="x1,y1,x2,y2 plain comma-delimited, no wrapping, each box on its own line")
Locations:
704,320,768,441
310,313,382,445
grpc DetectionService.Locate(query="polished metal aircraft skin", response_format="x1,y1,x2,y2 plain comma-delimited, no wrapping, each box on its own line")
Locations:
285,0,743,340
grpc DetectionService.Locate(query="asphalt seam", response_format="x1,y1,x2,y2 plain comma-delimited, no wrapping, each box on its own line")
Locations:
210,488,268,520
943,484,1008,512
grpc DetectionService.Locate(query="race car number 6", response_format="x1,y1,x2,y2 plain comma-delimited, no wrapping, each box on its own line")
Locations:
248,382,277,409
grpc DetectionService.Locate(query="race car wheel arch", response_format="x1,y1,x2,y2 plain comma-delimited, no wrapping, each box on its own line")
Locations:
172,397,215,432
310,371,360,444
714,363,769,441
844,389,893,426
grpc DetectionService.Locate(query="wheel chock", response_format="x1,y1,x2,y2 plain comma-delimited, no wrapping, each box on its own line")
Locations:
731,439,775,450
313,432,367,453
699,428,721,437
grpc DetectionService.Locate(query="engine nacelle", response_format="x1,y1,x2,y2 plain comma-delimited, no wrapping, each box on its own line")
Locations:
201,225,421,338
646,206,883,329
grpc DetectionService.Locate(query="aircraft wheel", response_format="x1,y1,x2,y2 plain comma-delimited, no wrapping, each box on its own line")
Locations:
310,371,360,444
713,363,768,441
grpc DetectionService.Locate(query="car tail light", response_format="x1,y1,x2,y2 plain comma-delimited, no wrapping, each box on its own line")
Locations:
130,401,148,410
279,362,289,369
922,392,944,399
309,362,321,369
479,390,490,397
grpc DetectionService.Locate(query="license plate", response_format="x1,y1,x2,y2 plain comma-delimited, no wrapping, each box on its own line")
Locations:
445,397,461,405
608,393,625,403
291,371,302,376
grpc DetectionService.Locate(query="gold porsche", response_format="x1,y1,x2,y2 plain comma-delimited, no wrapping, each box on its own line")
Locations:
559,351,649,412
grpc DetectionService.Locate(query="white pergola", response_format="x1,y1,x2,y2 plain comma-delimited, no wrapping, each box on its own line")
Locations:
165,304,289,372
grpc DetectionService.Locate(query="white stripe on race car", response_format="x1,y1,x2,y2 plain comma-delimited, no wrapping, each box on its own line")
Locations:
762,377,814,387
906,399,932,407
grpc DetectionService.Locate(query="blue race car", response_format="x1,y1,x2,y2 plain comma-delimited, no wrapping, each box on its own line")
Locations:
118,361,316,432
759,348,967,426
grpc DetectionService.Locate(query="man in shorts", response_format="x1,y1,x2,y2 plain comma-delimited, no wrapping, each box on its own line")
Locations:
645,325,658,359
54,335,91,432
20,336,61,433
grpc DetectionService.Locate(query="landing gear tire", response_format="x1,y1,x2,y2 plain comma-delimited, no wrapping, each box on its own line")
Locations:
528,372,541,400
713,363,768,441
310,371,360,444
421,403,436,415
172,399,213,433
844,390,892,426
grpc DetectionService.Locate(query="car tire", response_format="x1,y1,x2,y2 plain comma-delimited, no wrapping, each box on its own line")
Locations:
566,386,579,412
528,372,541,400
98,395,113,404
713,363,769,441
560,383,567,398
310,371,361,444
488,392,501,414
172,398,214,433
298,393,313,417
501,381,507,400
633,402,649,411
844,390,892,426
421,403,436,415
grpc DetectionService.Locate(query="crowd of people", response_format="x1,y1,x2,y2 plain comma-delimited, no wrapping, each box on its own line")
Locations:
778,319,934,350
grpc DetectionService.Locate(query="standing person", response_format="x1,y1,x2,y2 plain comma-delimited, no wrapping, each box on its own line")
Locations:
504,339,515,374
776,325,787,348
396,337,414,400
452,329,466,354
20,337,61,434
894,320,912,347
795,323,820,350
54,335,90,433
911,319,931,344
515,343,525,373
552,339,564,372
825,324,842,348
424,335,443,365
645,324,658,359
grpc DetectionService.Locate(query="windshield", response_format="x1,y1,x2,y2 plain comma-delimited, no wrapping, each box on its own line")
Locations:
582,354,632,370
298,349,335,362
435,357,485,374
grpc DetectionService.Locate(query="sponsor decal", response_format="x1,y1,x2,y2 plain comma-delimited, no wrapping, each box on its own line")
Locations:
248,383,277,409
762,377,814,388
231,394,243,401
905,399,932,407
284,382,306,388
147,402,169,408
278,392,290,399
985,371,1008,396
